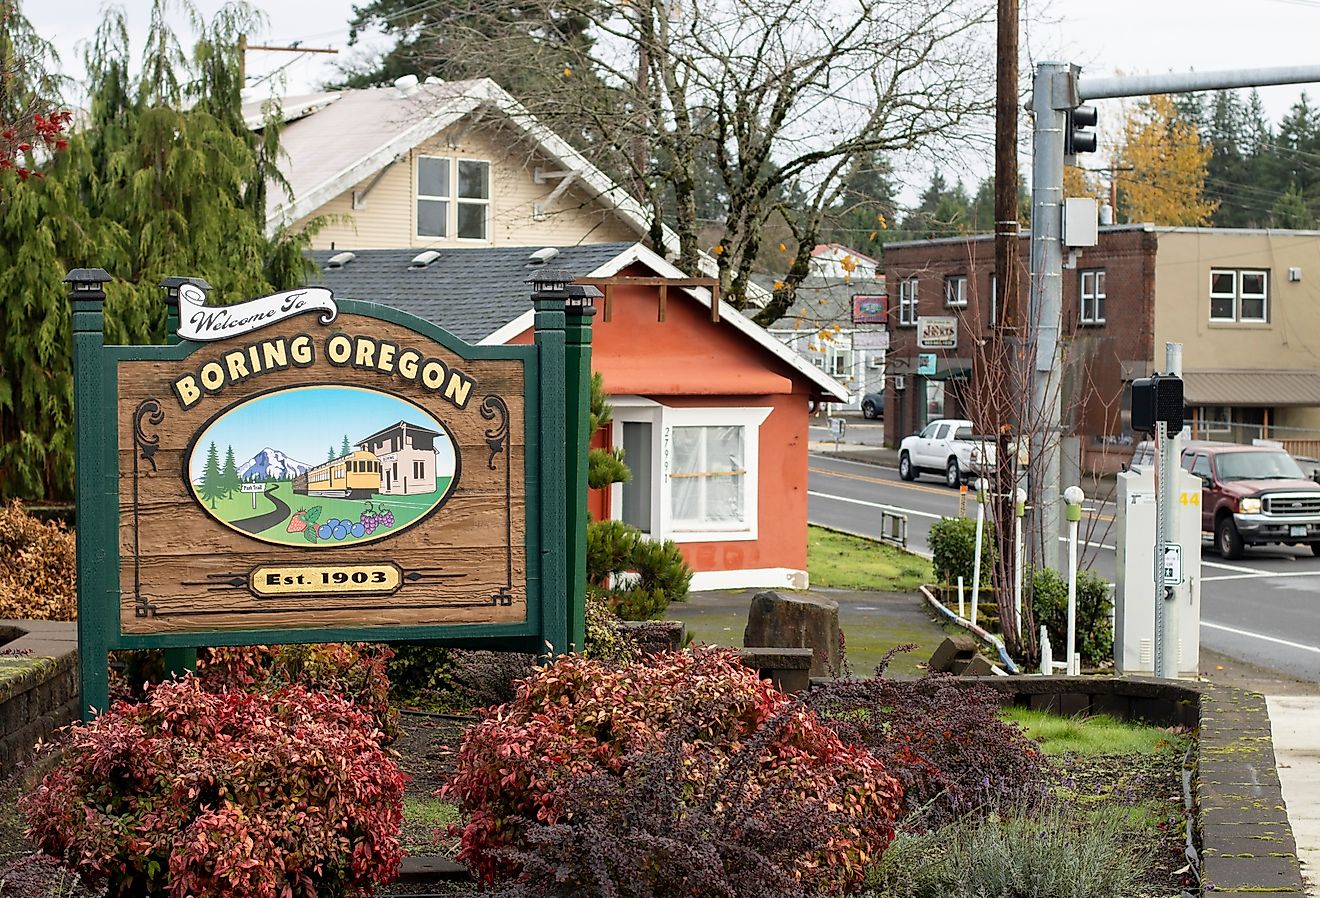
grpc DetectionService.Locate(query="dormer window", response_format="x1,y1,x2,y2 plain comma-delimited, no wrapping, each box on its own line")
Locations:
417,156,490,240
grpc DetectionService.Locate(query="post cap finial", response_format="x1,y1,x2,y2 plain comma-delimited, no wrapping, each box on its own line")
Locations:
525,266,576,293
63,268,113,288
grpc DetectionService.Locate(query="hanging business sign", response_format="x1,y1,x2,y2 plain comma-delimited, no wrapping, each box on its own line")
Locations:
851,293,888,325
916,316,958,349
70,271,588,715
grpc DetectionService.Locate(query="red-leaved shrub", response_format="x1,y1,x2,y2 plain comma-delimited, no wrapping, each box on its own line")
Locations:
196,642,399,742
810,656,1048,829
21,677,405,898
442,648,901,893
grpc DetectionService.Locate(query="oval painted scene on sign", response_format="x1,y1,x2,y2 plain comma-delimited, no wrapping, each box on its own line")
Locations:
187,385,460,548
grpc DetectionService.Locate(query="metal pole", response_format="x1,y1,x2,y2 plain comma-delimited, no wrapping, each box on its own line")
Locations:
1066,517,1079,675
971,480,985,626
1079,64,1320,101
1029,61,1069,574
1156,342,1184,677
1014,487,1026,640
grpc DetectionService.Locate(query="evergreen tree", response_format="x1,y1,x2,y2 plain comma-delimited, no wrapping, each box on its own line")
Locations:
0,0,318,501
340,434,351,458
823,152,900,258
1272,183,1316,229
1274,93,1320,225
198,441,223,509
220,445,240,497
328,446,336,462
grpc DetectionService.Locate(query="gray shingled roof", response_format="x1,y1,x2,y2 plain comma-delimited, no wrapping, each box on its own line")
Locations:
759,275,888,333
308,243,636,342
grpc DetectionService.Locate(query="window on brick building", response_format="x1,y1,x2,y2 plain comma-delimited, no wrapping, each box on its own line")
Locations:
944,275,968,308
1080,269,1106,324
899,277,918,326
1210,269,1269,323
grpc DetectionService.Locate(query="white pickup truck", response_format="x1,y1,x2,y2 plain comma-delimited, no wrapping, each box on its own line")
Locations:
898,418,997,488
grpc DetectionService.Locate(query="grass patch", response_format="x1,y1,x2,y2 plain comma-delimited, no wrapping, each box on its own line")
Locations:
808,525,931,592
404,795,460,829
1001,706,1187,756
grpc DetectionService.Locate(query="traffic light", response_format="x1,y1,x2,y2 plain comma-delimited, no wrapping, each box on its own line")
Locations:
1065,104,1098,157
1131,374,1185,435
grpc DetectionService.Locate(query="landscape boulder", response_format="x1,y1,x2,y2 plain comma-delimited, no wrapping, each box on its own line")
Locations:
743,590,840,677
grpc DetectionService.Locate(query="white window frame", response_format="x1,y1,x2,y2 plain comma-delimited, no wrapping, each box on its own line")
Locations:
1209,268,1269,323
416,154,451,239
944,275,968,309
988,273,998,325
610,399,770,543
898,277,918,326
455,157,491,242
1200,405,1232,434
1080,269,1106,325
415,154,492,242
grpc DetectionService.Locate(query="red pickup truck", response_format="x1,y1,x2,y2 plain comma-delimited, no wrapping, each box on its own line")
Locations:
1182,444,1320,559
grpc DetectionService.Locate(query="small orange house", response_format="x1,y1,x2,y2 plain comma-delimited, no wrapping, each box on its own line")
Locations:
314,242,847,590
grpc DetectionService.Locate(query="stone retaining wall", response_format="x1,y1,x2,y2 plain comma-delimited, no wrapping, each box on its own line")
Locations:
0,620,79,777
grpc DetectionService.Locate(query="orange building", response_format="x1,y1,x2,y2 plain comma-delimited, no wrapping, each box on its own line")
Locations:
314,242,847,590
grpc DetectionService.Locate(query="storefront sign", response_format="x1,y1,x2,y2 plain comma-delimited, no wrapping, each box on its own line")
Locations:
916,316,958,349
851,293,888,324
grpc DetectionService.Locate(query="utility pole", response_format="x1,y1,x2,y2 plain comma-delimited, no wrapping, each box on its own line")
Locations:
238,34,339,85
991,0,1022,648
1027,59,1320,593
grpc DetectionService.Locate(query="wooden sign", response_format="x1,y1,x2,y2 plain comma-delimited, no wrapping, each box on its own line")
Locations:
70,271,592,716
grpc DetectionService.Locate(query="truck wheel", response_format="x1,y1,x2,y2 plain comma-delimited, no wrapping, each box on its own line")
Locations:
899,452,916,481
1217,516,1245,560
945,458,961,489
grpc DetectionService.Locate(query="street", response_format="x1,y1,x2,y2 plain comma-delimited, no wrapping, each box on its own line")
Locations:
807,451,1320,682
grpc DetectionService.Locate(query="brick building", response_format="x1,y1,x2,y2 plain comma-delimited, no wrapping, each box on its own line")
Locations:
884,225,1320,473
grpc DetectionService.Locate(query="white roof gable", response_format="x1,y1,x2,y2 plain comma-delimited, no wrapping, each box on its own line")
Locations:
254,78,765,303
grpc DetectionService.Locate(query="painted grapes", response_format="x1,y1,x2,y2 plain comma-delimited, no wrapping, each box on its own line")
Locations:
286,503,398,544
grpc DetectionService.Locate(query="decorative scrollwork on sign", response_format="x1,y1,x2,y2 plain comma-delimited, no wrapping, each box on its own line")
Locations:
132,399,166,618
479,394,509,471
134,399,165,473
480,394,515,606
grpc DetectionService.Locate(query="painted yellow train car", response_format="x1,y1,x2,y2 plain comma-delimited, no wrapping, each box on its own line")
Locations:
293,450,382,499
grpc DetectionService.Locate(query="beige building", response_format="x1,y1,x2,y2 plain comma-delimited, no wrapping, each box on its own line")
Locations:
246,77,748,297
1152,229,1320,451
356,421,446,496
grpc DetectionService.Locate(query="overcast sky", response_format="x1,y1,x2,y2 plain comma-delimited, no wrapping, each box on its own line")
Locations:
25,0,1320,202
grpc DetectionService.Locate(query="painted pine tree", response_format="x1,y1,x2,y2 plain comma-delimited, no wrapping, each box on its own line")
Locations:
198,441,224,509
340,435,351,458
220,445,240,497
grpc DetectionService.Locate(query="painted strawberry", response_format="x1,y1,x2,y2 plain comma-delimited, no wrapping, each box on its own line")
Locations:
287,510,308,533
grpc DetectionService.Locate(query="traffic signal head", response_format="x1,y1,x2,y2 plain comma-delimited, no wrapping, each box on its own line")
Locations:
1131,374,1185,435
1066,104,1098,157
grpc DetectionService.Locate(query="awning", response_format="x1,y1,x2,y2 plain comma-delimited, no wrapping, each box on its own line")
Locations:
1182,370,1320,407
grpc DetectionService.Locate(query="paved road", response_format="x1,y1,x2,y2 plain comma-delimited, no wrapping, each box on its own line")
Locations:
808,452,1320,682
232,483,291,534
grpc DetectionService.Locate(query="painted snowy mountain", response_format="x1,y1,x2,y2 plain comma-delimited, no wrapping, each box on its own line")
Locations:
238,447,311,481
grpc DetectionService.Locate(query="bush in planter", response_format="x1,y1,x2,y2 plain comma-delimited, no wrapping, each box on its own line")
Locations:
811,651,1048,829
927,516,995,590
0,500,76,621
22,677,405,898
1031,567,1114,667
442,647,901,893
586,519,692,620
195,642,400,742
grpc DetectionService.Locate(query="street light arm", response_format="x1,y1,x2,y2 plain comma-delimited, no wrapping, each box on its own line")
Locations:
1079,64,1320,101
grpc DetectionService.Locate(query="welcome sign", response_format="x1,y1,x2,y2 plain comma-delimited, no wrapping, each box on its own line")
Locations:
70,270,590,715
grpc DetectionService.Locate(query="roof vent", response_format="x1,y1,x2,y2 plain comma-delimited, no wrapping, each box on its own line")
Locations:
409,250,441,269
526,247,560,266
393,74,420,98
325,251,357,270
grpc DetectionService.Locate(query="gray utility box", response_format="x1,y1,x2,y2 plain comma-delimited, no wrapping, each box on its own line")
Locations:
1115,467,1202,677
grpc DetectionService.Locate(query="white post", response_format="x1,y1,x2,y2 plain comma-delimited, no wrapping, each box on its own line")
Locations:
957,576,966,618
1014,486,1027,641
1063,485,1085,676
970,479,985,626
1039,625,1053,675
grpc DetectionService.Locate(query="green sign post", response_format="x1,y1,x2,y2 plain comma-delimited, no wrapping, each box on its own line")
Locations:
68,266,591,718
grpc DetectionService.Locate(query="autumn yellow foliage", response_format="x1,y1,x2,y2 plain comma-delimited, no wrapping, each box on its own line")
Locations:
1115,94,1218,226
0,501,76,621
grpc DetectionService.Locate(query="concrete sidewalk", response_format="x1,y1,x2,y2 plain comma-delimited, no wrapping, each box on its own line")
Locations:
1268,696,1320,896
